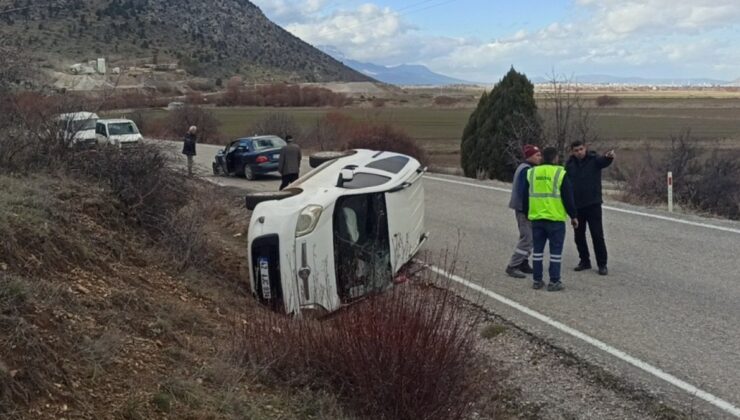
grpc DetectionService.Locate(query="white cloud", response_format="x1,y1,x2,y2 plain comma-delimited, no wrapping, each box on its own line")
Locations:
577,0,740,39
254,0,740,81
285,3,421,63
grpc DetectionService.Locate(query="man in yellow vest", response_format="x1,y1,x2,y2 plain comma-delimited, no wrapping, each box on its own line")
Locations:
523,147,579,291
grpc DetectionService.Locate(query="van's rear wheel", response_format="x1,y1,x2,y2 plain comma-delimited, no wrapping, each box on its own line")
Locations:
245,188,301,210
308,150,356,168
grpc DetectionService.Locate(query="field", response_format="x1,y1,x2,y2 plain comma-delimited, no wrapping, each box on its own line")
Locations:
137,95,740,169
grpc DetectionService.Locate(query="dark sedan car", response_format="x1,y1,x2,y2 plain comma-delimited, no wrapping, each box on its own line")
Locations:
213,135,286,179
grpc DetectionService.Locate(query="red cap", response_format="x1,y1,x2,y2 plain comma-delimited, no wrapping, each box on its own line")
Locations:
523,144,540,159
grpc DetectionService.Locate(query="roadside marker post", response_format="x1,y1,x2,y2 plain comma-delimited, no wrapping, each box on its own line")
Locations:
667,171,674,213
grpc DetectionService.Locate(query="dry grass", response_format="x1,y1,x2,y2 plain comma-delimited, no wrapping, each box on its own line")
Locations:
240,280,482,420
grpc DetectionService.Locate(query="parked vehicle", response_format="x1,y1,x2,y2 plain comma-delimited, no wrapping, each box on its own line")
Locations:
57,112,99,148
212,135,286,180
95,119,143,148
245,149,428,315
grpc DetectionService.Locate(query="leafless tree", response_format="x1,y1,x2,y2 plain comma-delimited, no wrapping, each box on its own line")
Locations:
540,73,599,159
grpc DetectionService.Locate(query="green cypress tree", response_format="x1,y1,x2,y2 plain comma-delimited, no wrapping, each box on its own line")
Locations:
460,68,541,181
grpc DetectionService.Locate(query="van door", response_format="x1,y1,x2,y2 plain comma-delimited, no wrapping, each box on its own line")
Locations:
332,193,392,302
95,122,108,145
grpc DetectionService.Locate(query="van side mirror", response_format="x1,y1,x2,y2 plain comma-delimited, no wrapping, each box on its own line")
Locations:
336,168,354,187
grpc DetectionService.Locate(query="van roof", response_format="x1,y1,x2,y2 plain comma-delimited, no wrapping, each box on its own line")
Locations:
97,118,136,124
58,112,99,121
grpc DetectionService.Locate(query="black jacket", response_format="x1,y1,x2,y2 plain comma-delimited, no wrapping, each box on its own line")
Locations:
565,151,613,209
182,133,196,156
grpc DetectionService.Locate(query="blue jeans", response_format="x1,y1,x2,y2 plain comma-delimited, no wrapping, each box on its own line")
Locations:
531,220,566,283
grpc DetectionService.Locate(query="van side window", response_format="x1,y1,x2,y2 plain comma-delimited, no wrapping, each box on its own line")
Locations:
366,156,410,174
95,123,106,136
341,173,390,189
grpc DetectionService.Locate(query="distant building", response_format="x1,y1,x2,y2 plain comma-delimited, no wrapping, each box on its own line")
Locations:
97,58,106,74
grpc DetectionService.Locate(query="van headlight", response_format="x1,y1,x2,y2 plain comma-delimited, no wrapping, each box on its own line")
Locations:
295,205,323,237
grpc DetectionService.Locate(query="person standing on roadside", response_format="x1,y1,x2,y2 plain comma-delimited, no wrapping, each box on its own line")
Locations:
505,144,543,278
523,146,578,291
278,134,301,190
182,125,197,176
565,141,615,276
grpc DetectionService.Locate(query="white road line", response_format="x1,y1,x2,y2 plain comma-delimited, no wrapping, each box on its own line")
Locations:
426,264,740,418
425,175,740,234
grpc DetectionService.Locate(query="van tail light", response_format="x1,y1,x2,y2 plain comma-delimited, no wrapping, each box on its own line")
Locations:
255,155,268,163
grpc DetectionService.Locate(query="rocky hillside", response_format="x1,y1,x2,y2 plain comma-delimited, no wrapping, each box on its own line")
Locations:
0,0,371,83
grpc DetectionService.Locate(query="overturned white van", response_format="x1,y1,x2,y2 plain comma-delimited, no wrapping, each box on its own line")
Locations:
245,149,427,315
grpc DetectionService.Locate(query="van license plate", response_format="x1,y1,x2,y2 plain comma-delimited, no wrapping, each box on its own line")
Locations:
258,257,271,300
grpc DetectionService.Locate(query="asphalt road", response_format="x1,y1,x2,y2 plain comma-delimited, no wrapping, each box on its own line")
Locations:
172,141,740,418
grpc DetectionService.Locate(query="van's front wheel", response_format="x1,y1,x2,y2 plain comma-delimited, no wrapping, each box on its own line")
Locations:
245,188,301,210
308,150,356,168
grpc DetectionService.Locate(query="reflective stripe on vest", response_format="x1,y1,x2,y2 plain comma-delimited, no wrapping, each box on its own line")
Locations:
528,165,567,221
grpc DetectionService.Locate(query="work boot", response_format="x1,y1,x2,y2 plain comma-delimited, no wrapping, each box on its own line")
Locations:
598,266,609,276
519,261,534,274
547,282,564,292
574,261,592,271
532,280,544,290
506,266,526,279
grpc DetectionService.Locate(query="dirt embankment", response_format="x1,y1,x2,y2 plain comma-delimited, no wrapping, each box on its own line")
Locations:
0,165,352,419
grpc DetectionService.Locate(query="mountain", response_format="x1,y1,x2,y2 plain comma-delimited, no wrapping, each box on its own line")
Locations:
321,52,476,86
0,0,370,83
532,74,730,86
346,60,476,86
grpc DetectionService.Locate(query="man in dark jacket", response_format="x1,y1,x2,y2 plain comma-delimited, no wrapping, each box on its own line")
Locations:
278,135,301,190
182,125,197,176
565,141,615,275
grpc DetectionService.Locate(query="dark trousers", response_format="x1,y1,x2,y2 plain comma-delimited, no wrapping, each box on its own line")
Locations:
279,173,299,190
574,203,608,267
532,220,566,283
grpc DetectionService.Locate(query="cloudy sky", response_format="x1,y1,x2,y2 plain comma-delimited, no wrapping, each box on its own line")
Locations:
251,0,740,83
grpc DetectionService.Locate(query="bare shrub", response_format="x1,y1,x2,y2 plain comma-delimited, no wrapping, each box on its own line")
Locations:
247,112,300,139
165,105,221,143
433,95,460,106
303,112,355,151
686,150,740,219
615,130,740,219
185,91,208,105
0,308,67,415
217,83,351,107
346,123,428,165
221,76,243,106
186,79,216,92
239,281,480,419
159,188,234,272
371,97,387,108
595,95,621,107
65,144,189,231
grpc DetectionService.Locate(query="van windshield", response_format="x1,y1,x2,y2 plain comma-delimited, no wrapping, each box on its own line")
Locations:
70,119,97,131
108,123,138,135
